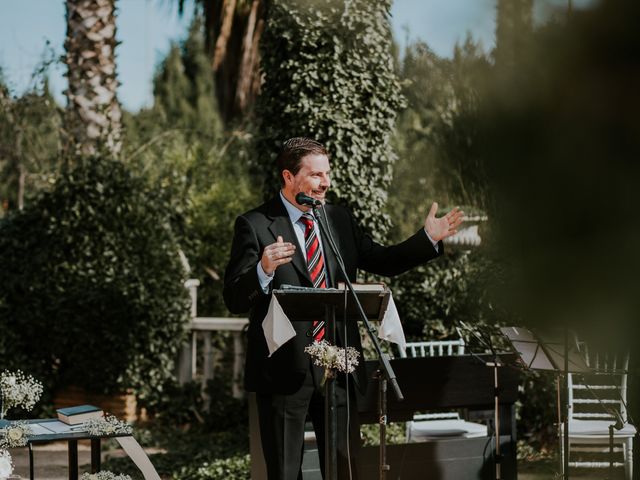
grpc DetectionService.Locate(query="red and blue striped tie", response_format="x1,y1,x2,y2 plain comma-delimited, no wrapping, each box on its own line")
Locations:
301,213,326,341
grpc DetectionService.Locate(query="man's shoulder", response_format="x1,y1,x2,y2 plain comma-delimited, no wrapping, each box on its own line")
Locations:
324,202,349,214
323,202,354,223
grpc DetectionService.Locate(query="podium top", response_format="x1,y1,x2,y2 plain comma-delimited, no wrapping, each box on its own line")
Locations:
273,285,390,322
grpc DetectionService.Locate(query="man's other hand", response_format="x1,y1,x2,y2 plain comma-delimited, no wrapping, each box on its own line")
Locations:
261,235,296,275
424,203,464,242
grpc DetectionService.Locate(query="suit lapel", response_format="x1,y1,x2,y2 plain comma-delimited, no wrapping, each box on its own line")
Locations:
267,196,312,284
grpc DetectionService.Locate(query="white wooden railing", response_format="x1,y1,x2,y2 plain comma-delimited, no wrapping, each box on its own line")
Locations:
177,279,248,399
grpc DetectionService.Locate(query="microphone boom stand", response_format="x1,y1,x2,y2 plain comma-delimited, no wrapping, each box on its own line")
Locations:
312,203,404,480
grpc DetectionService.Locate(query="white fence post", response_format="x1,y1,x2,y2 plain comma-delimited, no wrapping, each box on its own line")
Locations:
178,278,248,399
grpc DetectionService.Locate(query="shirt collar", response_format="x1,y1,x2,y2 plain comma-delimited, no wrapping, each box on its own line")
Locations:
279,190,313,224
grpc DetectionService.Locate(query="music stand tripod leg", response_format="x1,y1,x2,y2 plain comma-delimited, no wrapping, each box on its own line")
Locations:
556,376,564,476
487,360,503,480
375,369,390,480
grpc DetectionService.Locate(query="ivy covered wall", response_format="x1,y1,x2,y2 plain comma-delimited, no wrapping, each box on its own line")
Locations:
255,0,404,239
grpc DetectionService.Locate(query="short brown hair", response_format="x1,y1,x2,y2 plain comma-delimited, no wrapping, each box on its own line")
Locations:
276,137,328,185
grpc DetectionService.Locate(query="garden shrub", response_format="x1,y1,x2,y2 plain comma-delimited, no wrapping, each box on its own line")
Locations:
101,426,249,479
0,158,189,400
172,455,250,480
142,376,248,430
390,249,498,341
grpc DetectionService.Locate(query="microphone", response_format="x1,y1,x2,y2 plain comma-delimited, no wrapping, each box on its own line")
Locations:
295,192,322,207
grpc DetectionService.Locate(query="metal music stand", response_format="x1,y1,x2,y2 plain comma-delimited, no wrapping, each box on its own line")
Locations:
457,321,519,480
500,326,591,479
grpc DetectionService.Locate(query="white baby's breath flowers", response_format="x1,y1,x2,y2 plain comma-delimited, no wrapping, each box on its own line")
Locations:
79,472,132,480
0,421,32,448
81,415,132,437
0,370,44,419
0,449,13,477
304,340,360,385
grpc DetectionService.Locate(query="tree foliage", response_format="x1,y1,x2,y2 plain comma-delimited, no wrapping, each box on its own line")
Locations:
387,34,495,343
255,0,404,239
388,37,491,241
0,73,63,214
124,16,257,315
151,18,222,142
0,159,189,397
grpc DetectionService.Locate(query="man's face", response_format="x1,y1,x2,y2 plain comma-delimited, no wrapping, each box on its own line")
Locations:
283,153,331,208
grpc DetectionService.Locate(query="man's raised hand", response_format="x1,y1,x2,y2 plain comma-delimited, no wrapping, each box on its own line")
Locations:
261,235,296,275
424,202,464,242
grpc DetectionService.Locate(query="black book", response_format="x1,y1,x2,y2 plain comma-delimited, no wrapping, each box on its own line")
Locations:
56,404,103,425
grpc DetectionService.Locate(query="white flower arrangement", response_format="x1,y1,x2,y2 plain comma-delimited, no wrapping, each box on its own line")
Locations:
81,415,133,437
304,340,360,385
0,421,32,448
0,449,13,477
0,370,43,419
79,472,132,480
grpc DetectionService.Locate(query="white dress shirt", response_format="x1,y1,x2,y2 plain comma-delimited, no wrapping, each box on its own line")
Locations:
256,191,328,292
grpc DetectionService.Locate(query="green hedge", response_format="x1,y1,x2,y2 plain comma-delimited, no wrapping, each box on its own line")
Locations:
0,159,189,398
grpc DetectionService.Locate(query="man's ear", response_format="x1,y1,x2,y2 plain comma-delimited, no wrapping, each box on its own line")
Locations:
282,169,293,185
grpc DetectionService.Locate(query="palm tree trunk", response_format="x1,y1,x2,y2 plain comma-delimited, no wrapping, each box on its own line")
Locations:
234,0,263,115
65,0,122,158
212,0,237,72
191,0,266,122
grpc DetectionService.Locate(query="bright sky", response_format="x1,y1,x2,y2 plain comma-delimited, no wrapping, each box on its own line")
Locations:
0,0,593,112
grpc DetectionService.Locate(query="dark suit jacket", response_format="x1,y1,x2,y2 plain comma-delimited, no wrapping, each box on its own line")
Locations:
223,195,442,395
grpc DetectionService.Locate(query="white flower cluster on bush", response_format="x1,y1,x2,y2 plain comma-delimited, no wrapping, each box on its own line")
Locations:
0,449,13,477
82,415,132,437
80,471,132,480
0,370,43,418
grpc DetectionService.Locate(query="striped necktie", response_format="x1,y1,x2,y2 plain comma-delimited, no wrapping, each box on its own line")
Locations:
300,212,326,341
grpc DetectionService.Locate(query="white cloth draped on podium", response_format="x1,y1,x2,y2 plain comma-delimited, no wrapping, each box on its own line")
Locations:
262,290,406,355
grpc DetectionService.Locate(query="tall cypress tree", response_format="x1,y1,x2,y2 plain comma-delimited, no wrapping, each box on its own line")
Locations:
255,0,404,239
494,0,534,70
151,17,222,143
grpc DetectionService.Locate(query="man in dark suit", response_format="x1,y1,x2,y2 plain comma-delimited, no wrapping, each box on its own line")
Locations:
224,137,463,480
